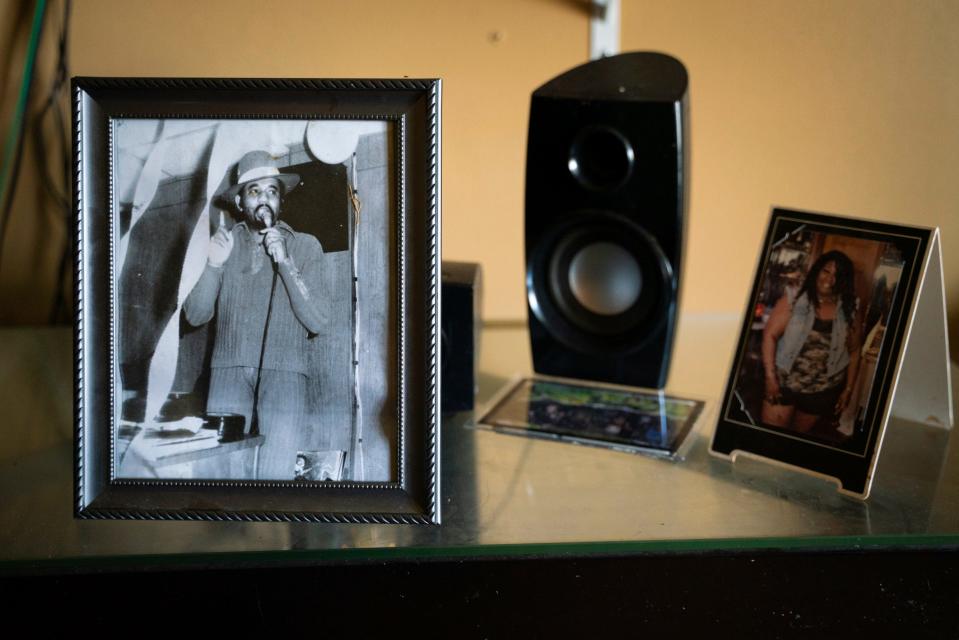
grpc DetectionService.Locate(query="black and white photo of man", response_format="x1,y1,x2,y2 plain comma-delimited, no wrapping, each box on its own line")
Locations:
183,150,327,479
113,119,393,482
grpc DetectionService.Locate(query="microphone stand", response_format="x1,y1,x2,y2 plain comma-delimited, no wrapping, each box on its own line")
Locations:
250,229,279,437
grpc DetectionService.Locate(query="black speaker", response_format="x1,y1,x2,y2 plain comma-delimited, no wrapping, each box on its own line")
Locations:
525,52,688,389
441,261,482,412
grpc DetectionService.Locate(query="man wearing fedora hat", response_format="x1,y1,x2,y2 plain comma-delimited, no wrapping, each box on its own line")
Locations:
184,150,328,480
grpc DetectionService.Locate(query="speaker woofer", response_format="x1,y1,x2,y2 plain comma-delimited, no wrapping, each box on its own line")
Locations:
528,210,673,353
567,241,642,316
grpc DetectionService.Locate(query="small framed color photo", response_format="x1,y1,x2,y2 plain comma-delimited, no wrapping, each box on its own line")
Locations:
711,207,934,498
478,376,707,458
74,77,441,523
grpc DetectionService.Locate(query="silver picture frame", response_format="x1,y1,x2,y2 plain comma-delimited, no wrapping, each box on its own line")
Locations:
74,77,441,523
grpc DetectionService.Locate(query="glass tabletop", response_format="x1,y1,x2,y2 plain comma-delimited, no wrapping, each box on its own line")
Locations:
1,315,956,570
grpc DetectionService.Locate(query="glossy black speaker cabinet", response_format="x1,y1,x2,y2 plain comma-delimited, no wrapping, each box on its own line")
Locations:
525,52,688,388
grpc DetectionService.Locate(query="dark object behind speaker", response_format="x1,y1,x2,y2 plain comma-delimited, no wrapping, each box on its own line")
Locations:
525,52,688,389
442,261,482,412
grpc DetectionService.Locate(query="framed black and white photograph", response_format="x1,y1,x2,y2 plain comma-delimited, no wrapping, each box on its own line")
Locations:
74,78,441,523
711,208,936,498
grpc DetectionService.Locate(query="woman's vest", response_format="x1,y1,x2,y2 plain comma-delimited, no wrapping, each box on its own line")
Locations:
775,291,851,377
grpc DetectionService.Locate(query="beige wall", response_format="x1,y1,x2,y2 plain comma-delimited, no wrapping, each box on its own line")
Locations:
622,0,959,358
3,0,957,358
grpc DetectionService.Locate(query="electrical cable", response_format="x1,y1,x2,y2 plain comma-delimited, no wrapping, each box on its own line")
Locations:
348,152,362,478
38,0,72,323
0,0,47,277
34,1,70,213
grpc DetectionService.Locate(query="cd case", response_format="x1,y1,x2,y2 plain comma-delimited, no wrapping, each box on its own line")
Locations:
477,376,707,458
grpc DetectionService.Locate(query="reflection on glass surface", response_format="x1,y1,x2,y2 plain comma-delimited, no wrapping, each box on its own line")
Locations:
0,321,957,567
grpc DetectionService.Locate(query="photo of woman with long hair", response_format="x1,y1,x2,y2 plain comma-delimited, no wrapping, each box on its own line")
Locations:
726,223,906,449
760,250,863,434
715,209,929,496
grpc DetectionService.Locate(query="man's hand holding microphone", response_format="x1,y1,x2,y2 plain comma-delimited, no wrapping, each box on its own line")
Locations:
260,225,289,264
206,211,289,267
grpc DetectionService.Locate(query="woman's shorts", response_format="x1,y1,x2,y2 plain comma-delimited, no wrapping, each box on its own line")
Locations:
780,383,843,417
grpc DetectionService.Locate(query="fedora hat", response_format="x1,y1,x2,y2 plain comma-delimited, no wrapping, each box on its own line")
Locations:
219,150,301,202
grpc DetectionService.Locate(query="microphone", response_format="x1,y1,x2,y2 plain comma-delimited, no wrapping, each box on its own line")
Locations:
258,208,280,265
